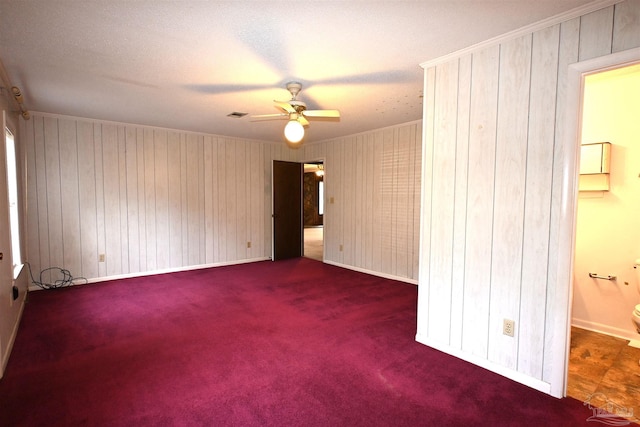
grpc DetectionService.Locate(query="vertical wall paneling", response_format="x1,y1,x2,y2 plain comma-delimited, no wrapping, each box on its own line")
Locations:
125,126,140,274
364,133,375,271
25,115,275,281
250,141,262,257
410,122,420,278
135,128,147,273
94,124,106,278
461,45,500,358
395,126,411,278
352,135,368,265
25,113,421,285
58,119,81,277
579,6,614,61
543,17,580,386
217,139,228,262
224,139,236,262
324,141,336,262
613,0,640,52
167,131,182,268
179,133,189,264
339,138,350,265
450,54,472,349
417,67,436,332
427,60,458,343
519,24,560,379
44,118,63,276
101,124,122,276
203,136,214,263
117,126,129,273
381,130,395,274
31,118,47,275
263,143,273,259
24,118,41,276
418,0,640,397
186,134,200,265
197,135,206,263
371,132,384,271
155,130,170,269
235,141,247,260
308,119,426,282
335,139,344,264
487,35,532,368
143,128,157,271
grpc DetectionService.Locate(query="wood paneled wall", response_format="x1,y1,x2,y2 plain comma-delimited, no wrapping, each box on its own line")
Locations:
23,115,278,281
22,114,421,284
417,0,640,397
299,122,422,282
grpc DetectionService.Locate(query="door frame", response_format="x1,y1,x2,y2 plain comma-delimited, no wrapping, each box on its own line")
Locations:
557,47,640,397
302,158,325,261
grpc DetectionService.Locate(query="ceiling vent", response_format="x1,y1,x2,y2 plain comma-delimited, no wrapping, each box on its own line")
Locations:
227,112,248,118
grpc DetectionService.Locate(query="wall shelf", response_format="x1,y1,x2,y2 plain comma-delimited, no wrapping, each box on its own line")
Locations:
579,142,611,191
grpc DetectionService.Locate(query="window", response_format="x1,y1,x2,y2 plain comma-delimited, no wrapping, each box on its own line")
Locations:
5,126,22,276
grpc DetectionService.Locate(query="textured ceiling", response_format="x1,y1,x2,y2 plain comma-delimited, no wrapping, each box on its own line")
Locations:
0,1,596,144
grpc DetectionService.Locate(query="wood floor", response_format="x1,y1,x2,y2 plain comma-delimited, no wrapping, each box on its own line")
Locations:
568,326,640,422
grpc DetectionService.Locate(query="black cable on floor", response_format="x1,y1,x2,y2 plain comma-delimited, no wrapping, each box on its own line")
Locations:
24,262,88,289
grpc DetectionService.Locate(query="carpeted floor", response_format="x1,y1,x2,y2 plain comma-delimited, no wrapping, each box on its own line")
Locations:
0,258,624,426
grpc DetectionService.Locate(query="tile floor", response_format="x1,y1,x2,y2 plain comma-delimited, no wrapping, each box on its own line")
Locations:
568,326,640,422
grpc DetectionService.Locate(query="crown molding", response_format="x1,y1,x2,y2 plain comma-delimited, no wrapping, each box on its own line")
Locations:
420,0,623,69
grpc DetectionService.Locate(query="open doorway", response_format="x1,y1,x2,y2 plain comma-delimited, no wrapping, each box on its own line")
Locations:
303,162,324,261
565,60,640,414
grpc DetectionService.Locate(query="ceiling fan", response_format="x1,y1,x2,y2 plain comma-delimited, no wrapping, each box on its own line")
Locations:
251,81,340,147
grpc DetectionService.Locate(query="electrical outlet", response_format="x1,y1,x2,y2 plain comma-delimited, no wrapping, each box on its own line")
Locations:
503,319,515,337
339,244,343,252
99,254,105,262
247,241,251,248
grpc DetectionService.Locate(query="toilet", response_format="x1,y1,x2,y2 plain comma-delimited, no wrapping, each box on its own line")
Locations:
633,259,640,334
633,304,640,334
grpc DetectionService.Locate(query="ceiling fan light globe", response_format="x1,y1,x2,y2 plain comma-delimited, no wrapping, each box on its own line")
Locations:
284,120,304,145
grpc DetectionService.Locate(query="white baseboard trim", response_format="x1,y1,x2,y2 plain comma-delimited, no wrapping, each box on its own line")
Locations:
322,260,418,285
415,333,553,396
28,257,271,292
571,318,640,342
1,293,26,380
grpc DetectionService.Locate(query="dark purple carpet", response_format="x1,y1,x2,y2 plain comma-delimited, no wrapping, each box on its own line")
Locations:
0,258,615,425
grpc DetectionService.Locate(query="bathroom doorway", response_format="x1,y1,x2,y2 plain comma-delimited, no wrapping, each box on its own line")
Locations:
303,161,324,261
566,59,640,412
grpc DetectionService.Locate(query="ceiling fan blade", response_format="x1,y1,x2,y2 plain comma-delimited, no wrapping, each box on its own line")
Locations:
185,83,274,95
298,115,310,126
274,100,296,113
250,113,288,121
302,109,340,118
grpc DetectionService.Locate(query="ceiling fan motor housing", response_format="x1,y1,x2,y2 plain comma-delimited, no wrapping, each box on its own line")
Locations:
286,81,302,98
289,99,306,112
